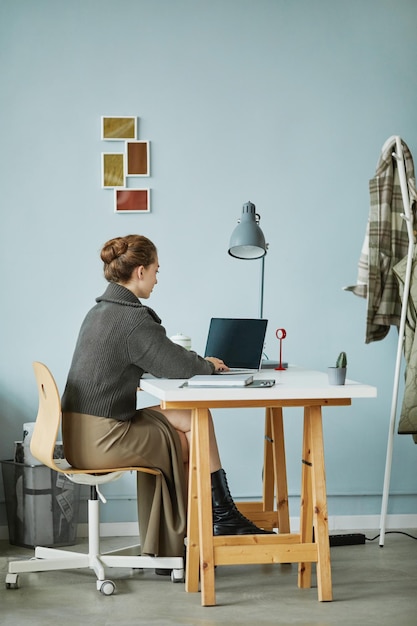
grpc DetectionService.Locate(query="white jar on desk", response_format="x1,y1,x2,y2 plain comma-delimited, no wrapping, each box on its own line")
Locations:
170,333,192,350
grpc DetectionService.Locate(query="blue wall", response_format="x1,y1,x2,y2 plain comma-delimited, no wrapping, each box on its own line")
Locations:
1,0,417,528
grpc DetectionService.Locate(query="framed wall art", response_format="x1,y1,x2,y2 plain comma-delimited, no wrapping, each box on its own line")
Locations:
102,153,125,188
114,188,150,213
101,116,137,141
126,140,150,176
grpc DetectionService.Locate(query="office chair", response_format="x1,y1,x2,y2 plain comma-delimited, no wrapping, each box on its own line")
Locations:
5,362,184,595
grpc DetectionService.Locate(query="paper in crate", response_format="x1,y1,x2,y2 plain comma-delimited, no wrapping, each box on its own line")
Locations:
14,440,65,465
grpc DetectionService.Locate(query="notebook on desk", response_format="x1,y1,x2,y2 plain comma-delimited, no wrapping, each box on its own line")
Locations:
204,318,268,374
188,373,254,387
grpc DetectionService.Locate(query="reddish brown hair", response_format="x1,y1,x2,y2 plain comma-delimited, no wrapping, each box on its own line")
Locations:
101,235,157,283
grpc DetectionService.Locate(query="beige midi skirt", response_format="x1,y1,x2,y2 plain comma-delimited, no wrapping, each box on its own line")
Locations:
62,408,187,557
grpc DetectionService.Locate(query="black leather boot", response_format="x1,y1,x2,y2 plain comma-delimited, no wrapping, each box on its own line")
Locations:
211,468,274,535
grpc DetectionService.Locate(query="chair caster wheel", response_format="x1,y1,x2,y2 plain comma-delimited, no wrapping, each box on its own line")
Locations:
99,580,116,595
171,568,185,583
5,574,19,589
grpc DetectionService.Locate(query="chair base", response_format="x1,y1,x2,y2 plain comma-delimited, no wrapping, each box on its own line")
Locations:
5,499,184,594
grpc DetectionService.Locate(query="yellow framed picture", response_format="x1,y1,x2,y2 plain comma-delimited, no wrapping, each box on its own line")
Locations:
102,153,125,188
101,116,137,141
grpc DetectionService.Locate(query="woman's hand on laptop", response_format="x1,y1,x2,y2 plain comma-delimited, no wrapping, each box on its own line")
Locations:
205,357,229,372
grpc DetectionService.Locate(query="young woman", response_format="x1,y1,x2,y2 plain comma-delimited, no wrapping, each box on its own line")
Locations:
62,234,271,561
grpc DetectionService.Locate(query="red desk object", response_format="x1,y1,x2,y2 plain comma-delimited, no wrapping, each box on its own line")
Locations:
275,328,287,370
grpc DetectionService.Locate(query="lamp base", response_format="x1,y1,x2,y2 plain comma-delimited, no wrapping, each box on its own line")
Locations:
261,360,288,370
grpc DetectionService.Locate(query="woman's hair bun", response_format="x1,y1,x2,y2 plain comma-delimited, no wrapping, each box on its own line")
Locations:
101,234,157,283
101,237,128,263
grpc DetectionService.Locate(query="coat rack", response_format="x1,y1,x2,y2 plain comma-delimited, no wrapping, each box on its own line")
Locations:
379,136,416,546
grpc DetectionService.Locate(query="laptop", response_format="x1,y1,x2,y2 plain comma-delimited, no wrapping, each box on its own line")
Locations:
204,318,268,373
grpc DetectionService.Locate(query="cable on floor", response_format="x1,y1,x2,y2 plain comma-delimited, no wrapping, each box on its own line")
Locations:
365,530,417,542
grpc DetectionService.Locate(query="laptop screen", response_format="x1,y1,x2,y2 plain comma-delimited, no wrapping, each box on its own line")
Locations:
204,318,268,369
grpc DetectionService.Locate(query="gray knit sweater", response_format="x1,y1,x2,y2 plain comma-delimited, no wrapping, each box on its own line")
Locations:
61,283,214,421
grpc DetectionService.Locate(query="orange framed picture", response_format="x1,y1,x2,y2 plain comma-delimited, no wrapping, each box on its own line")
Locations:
114,188,150,213
126,140,150,176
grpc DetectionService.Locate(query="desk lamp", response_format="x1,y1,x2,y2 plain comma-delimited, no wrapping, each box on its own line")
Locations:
228,201,268,318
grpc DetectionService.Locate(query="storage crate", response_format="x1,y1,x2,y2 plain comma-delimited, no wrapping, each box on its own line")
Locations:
1,460,80,548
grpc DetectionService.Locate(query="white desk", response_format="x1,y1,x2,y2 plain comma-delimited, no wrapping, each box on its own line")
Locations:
141,367,377,606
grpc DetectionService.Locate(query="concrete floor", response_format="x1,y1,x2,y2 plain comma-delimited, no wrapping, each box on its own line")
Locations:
1,531,416,626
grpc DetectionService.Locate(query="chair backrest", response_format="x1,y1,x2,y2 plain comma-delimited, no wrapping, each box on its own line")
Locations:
30,361,62,470
29,361,161,478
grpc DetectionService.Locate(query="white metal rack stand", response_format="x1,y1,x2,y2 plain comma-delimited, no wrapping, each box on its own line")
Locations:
379,136,415,546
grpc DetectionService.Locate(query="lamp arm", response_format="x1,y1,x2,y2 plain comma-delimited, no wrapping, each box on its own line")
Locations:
259,255,265,319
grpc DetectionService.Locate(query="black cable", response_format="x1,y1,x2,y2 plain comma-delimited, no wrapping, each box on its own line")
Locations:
365,530,417,542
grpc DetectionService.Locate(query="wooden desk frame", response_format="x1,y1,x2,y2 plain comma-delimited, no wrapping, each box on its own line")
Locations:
160,397,351,607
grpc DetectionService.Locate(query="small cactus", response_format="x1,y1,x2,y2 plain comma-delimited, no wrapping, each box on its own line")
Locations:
336,351,347,368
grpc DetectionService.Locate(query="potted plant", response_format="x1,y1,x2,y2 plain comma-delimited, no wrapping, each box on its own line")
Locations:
328,351,347,385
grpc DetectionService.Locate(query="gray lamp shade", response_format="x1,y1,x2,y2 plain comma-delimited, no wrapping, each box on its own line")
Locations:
228,201,267,259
